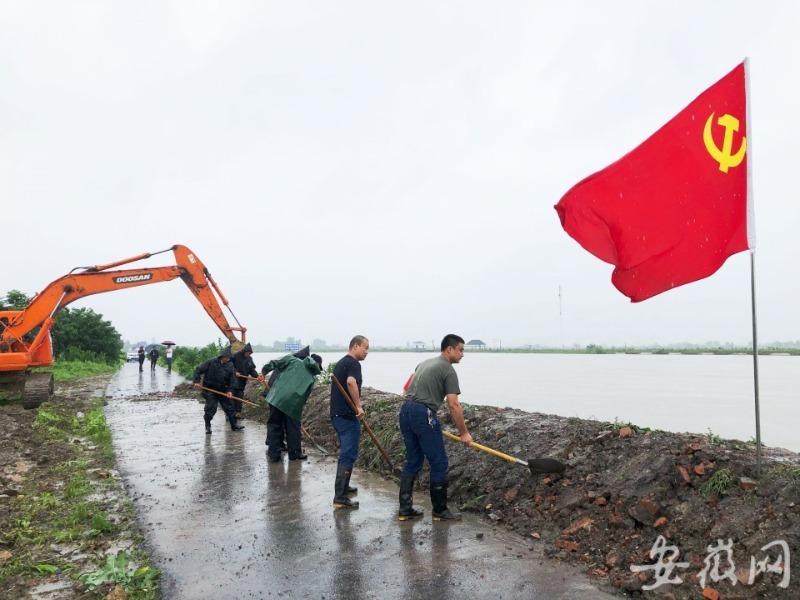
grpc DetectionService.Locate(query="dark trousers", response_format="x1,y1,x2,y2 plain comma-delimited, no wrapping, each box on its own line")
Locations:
332,416,361,469
231,384,245,413
150,358,157,371
266,405,301,459
138,358,145,372
399,400,448,483
203,391,236,425
166,358,173,373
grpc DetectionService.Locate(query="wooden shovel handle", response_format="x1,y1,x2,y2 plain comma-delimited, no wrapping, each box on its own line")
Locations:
442,430,524,466
236,373,259,381
331,375,396,471
193,385,325,452
193,384,258,408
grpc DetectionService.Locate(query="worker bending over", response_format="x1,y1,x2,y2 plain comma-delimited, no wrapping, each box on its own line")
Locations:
398,334,472,521
261,351,323,462
193,346,244,434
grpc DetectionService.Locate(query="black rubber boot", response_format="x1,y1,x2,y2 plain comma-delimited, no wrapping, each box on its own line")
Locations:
398,475,424,521
431,482,461,521
229,414,244,431
289,453,308,461
204,419,212,435
333,465,359,509
344,470,358,496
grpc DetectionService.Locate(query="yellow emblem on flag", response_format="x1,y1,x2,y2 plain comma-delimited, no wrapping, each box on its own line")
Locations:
703,112,747,173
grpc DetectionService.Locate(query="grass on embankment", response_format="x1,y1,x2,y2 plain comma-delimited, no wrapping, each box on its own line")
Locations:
36,359,122,382
0,390,159,598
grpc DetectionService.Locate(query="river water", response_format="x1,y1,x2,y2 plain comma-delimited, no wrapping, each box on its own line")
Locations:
253,351,798,452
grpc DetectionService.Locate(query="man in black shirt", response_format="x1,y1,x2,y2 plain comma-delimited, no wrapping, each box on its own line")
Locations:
192,346,243,434
330,335,369,509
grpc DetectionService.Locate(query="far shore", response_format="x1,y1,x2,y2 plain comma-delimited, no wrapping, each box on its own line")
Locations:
250,346,800,356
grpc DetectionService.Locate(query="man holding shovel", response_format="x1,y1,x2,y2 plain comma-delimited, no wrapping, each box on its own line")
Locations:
231,342,262,417
398,334,472,521
330,335,369,509
193,346,244,434
262,345,311,456
261,352,323,462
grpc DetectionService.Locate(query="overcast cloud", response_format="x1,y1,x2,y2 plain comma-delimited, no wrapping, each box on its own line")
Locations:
2,1,798,348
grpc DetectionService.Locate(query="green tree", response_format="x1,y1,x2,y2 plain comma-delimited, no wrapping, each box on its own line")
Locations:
0,289,31,310
171,341,226,378
52,308,123,364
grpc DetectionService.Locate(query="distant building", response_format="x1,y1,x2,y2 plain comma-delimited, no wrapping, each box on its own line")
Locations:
466,339,486,350
412,341,427,351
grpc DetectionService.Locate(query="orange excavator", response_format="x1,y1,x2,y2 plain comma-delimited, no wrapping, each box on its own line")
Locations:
0,244,246,408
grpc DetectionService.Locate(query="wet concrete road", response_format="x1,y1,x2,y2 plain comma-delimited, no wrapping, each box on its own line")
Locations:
104,363,616,600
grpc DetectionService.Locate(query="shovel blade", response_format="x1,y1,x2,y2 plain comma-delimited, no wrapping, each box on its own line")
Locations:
528,457,566,475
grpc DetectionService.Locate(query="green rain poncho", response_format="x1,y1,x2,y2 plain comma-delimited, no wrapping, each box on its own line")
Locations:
262,354,322,421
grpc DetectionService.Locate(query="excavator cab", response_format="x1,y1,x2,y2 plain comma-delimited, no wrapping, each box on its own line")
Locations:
0,310,55,408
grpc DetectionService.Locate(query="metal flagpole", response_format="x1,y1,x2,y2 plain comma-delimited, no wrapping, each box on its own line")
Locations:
750,251,761,475
558,285,564,350
744,57,761,476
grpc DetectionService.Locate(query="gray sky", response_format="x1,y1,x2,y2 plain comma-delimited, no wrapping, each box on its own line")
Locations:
2,2,798,348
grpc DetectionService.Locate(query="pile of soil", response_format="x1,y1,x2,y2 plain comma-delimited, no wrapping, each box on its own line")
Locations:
169,378,799,598
296,386,799,599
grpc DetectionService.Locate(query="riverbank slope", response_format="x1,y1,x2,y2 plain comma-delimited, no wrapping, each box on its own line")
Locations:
215,381,799,599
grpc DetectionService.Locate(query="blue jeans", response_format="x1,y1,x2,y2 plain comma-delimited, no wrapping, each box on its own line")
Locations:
332,416,361,469
399,400,448,483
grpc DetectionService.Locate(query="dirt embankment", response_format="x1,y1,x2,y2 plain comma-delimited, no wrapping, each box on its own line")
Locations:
0,375,159,599
182,379,799,600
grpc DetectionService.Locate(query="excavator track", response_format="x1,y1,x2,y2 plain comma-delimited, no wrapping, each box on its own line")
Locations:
0,371,26,401
22,371,54,409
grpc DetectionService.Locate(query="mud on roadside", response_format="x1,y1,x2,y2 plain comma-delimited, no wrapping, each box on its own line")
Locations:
0,375,159,600
181,379,800,600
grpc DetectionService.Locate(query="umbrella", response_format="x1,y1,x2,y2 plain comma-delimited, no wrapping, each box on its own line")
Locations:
161,340,176,346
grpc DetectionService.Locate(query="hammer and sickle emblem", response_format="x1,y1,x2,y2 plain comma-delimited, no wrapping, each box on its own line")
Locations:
703,112,746,173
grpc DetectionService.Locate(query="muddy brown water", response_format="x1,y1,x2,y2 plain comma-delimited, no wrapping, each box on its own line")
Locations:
103,363,615,599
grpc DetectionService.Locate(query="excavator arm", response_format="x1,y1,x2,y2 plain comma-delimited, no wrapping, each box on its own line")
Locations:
0,245,246,406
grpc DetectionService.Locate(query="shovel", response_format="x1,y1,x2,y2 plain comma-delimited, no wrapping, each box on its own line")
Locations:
191,384,329,455
442,431,566,475
331,375,399,474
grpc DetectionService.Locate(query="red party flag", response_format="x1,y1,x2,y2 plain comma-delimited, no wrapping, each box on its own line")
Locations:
554,62,752,302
